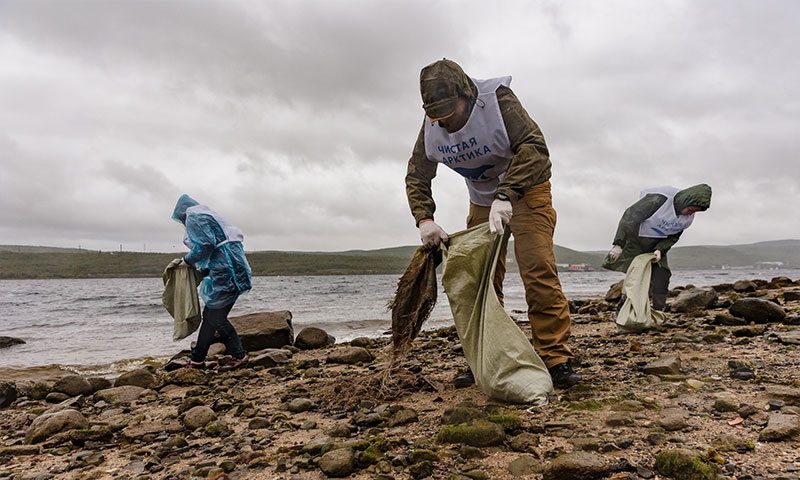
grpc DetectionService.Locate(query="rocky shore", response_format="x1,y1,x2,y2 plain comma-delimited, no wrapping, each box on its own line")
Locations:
1,276,800,480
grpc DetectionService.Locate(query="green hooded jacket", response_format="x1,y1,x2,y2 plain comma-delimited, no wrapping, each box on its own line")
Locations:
602,184,712,272
406,59,552,226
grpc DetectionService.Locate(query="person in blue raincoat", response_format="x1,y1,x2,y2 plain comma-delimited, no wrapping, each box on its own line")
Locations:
171,194,252,371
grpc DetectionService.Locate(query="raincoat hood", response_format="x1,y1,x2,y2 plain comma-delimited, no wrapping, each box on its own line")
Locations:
171,194,200,224
673,184,712,214
420,58,478,120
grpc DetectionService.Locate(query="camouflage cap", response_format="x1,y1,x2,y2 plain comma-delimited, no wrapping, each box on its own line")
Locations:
420,59,474,120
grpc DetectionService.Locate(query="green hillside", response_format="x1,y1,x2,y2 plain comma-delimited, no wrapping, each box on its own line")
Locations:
0,239,797,279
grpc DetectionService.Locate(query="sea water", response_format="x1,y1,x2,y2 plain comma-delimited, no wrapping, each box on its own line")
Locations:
0,268,797,376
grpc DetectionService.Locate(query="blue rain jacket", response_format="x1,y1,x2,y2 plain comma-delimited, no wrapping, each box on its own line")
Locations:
171,194,252,309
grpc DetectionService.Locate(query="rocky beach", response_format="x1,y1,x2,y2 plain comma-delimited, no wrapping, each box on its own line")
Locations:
1,276,800,480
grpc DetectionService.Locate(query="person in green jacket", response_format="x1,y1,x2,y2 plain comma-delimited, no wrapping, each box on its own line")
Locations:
603,184,712,311
405,58,581,388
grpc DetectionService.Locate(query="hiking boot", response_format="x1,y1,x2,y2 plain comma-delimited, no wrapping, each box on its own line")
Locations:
184,360,206,370
453,368,475,388
548,362,582,389
652,294,668,312
219,355,249,372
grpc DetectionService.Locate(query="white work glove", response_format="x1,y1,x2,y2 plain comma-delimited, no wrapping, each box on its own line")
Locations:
418,220,448,247
488,199,513,235
652,250,662,263
608,245,623,261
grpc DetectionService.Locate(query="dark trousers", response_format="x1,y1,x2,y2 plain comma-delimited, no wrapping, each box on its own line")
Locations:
191,302,246,362
651,264,671,295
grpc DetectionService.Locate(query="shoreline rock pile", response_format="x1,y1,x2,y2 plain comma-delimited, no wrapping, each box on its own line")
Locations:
0,276,799,479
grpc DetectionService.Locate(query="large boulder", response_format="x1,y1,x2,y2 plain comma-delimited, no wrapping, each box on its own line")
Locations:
729,298,786,323
0,381,17,408
25,409,89,444
294,327,335,350
326,347,373,364
733,280,757,292
52,375,94,397
229,311,294,350
670,288,718,313
0,336,25,349
543,452,611,480
115,369,158,389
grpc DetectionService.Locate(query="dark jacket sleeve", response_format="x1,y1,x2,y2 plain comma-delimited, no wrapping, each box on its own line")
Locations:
494,86,552,202
405,123,439,226
612,194,667,247
655,232,683,254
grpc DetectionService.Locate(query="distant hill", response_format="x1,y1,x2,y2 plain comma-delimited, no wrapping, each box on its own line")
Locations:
0,239,797,279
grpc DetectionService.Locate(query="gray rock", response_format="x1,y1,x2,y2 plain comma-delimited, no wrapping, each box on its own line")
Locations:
319,447,356,477
759,413,800,441
302,435,334,454
0,336,25,349
511,432,540,452
350,337,372,348
93,385,145,404
0,445,42,456
0,381,18,408
508,455,543,476
326,346,373,364
248,417,270,430
294,327,335,350
656,408,690,431
767,385,800,407
86,377,112,392
733,280,757,292
250,349,291,367
388,408,418,427
45,392,70,403
52,375,93,397
25,409,89,443
287,397,315,413
441,405,485,425
183,406,217,430
542,452,611,480
730,298,786,323
164,368,208,386
114,369,157,389
712,393,739,412
324,423,352,438
605,412,635,427
229,310,294,350
120,421,183,441
670,288,718,313
643,355,681,375
777,330,800,345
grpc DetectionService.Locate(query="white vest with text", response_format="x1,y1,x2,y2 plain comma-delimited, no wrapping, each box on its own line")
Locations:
638,186,694,238
424,76,514,206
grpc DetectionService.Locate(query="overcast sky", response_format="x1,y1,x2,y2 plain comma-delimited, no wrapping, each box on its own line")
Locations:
1,0,798,253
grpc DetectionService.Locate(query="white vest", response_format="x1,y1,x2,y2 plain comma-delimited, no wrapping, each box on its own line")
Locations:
183,205,244,249
638,186,695,238
424,76,514,206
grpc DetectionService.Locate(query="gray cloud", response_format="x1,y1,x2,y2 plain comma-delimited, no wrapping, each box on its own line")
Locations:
0,0,798,253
